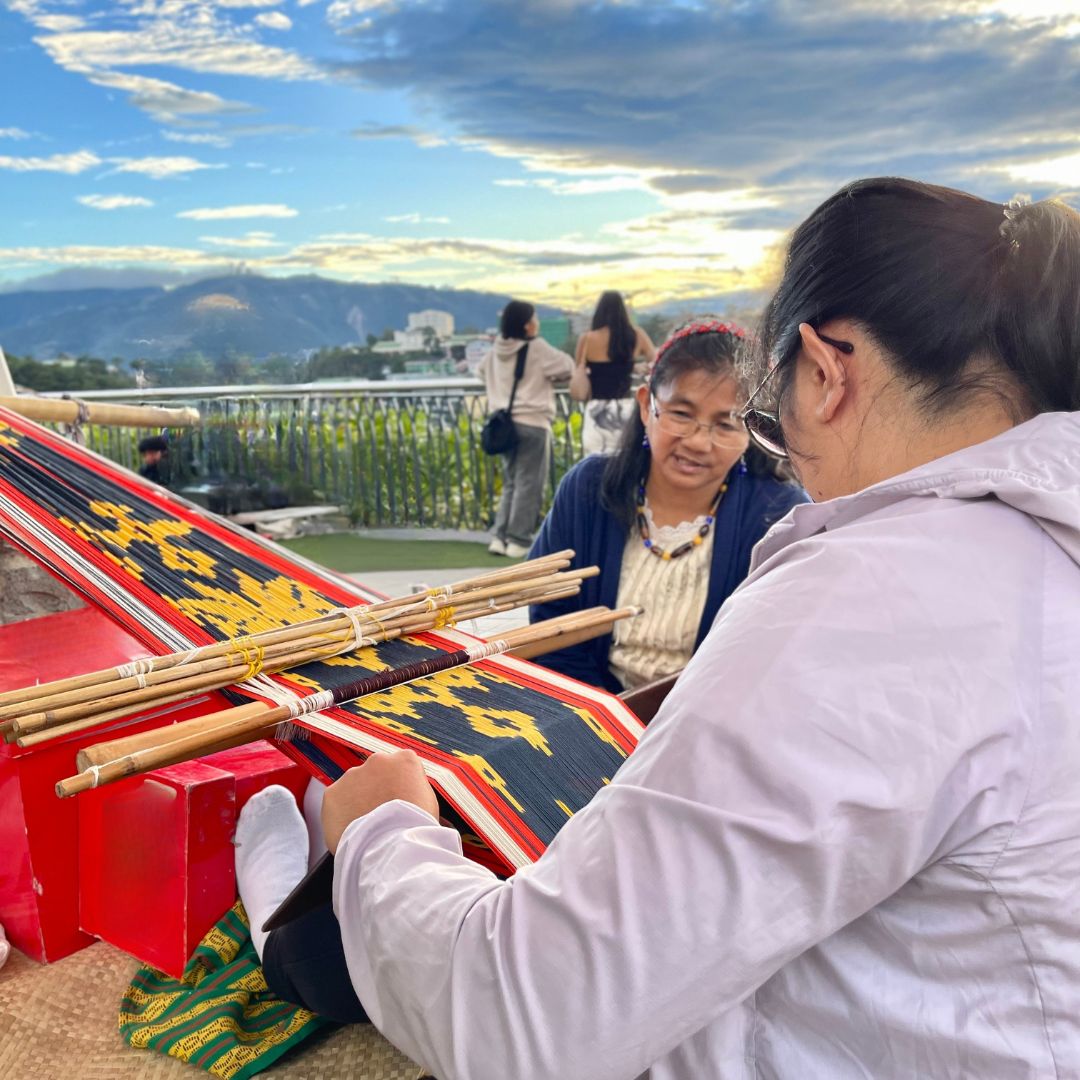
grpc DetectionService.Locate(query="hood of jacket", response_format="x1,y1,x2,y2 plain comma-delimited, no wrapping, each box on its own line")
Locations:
756,410,1080,570
493,336,530,362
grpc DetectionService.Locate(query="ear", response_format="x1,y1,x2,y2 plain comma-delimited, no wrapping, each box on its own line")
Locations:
797,323,848,423
636,383,651,428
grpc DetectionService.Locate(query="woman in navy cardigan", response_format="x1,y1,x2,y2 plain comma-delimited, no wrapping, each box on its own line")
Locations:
530,320,807,693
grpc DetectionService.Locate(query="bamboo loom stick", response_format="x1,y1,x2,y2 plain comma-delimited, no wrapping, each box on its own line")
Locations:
7,571,592,738
2,567,594,732
0,550,576,718
0,396,200,428
15,581,586,748
74,595,610,770
57,607,640,798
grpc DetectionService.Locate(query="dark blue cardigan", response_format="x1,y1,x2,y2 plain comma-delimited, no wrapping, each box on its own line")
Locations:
528,455,808,692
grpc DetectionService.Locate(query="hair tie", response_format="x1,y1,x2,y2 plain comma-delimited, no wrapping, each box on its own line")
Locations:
1000,195,1031,252
647,319,748,382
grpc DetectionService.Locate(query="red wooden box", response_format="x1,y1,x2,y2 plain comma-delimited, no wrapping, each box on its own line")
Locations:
78,741,307,978
0,603,212,963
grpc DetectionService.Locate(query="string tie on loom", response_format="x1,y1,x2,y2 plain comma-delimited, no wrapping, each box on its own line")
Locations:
334,608,366,650
362,608,389,639
118,658,154,688
230,639,264,681
433,606,456,629
287,689,335,720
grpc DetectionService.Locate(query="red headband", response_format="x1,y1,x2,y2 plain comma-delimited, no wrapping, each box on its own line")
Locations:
647,319,747,382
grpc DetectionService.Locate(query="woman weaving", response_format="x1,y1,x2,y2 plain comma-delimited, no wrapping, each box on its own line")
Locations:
529,320,806,692
240,178,1080,1078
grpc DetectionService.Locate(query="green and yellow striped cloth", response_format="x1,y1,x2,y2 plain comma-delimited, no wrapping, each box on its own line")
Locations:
119,901,330,1079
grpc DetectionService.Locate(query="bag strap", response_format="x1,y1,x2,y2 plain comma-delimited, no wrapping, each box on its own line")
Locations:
506,342,528,413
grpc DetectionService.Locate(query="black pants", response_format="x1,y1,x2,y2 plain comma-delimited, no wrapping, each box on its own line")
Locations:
262,902,369,1024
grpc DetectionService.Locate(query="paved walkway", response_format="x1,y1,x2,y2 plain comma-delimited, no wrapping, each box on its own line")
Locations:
350,566,529,638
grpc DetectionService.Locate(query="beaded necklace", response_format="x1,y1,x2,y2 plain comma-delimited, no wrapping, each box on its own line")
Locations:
635,481,727,560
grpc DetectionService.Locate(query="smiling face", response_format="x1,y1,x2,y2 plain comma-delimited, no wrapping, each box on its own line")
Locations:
637,368,749,500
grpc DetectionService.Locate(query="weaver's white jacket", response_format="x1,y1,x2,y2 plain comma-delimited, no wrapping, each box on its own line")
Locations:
334,411,1080,1080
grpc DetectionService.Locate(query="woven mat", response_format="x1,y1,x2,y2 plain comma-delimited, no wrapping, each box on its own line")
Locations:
0,942,420,1079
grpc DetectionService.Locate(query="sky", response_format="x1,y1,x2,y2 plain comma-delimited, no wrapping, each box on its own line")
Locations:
1,0,1079,308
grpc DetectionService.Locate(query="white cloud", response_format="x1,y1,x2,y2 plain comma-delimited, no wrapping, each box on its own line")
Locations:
385,212,451,224
0,150,101,173
36,20,322,82
255,11,292,29
0,243,232,269
77,193,155,209
328,0,393,23
112,154,222,179
199,231,283,248
163,130,232,148
33,12,85,30
15,0,323,125
177,203,298,219
986,150,1080,188
89,71,251,122
351,124,448,148
0,128,32,140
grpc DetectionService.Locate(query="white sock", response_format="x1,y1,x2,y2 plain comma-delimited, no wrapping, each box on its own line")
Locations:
234,785,309,960
302,777,329,869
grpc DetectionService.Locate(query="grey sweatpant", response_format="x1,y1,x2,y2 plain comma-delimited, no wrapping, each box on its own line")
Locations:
492,421,551,547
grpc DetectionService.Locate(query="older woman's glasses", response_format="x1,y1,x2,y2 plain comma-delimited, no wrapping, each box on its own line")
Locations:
739,333,854,459
650,397,745,446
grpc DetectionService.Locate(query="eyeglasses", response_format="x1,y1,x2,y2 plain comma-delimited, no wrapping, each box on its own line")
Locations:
650,396,746,447
739,332,854,459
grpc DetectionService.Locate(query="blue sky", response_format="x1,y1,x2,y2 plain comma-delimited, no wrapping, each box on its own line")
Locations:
1,0,1079,307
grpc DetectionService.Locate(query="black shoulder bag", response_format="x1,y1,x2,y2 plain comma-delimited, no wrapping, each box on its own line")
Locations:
480,343,528,455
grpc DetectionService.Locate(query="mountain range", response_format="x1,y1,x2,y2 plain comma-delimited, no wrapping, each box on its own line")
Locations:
0,274,564,363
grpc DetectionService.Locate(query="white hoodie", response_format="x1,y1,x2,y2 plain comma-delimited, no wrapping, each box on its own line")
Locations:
477,335,574,429
335,411,1080,1080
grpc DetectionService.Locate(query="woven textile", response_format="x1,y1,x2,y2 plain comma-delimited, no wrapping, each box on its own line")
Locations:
0,408,643,872
119,902,327,1079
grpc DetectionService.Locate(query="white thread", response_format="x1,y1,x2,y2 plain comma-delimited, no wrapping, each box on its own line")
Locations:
288,689,335,719
88,764,103,788
467,639,507,662
173,648,199,667
135,674,147,690
343,609,365,649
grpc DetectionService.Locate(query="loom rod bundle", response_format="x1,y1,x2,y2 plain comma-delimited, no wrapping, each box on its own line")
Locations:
2,553,594,748
57,605,640,798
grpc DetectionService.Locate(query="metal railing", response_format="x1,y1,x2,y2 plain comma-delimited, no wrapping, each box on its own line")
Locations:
50,380,585,530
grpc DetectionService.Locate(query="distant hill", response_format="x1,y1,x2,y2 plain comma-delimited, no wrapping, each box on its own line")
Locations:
0,275,563,362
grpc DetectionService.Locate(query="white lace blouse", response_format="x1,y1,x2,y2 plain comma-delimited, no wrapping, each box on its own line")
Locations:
608,506,714,690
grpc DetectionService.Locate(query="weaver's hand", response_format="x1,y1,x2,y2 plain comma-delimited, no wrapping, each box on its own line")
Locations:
323,750,440,854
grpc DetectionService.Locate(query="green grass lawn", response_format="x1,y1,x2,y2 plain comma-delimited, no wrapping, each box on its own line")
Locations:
280,534,522,572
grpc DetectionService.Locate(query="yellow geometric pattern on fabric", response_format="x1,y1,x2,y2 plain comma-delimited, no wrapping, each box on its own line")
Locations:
85,501,218,578
452,751,527,813
170,570,340,639
0,422,18,449
119,901,327,1080
341,662,553,755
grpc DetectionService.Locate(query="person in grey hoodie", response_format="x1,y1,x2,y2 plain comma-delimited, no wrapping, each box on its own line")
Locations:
478,300,573,557
304,178,1080,1079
